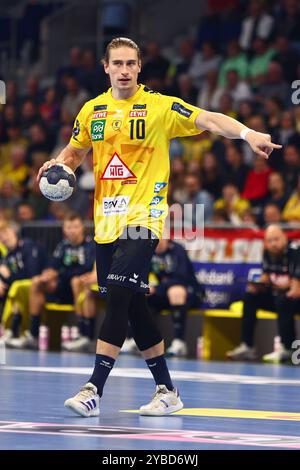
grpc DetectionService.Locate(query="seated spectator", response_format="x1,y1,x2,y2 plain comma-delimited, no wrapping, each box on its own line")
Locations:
272,34,299,83
77,49,108,97
174,173,214,226
262,202,283,226
188,41,221,88
214,182,250,226
0,180,22,216
5,80,20,108
39,87,60,127
0,219,45,341
21,100,41,137
248,37,276,88
16,202,36,223
7,213,95,349
139,41,170,91
21,76,43,105
239,0,274,53
0,146,29,194
237,99,256,125
0,123,28,169
227,225,300,363
176,74,198,106
201,151,224,199
282,144,300,193
166,38,195,91
218,40,249,87
256,62,290,107
196,68,220,111
265,172,289,210
242,155,273,205
223,141,250,192
180,131,213,163
273,111,300,149
50,124,72,159
264,96,282,135
27,123,53,164
282,173,300,223
61,75,89,120
56,46,83,86
274,0,300,43
217,93,237,118
215,69,252,110
62,263,98,352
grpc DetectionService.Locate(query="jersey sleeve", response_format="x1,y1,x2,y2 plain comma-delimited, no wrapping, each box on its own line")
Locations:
160,95,204,139
69,102,91,149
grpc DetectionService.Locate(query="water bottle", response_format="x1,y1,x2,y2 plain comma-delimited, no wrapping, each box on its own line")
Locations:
70,326,79,340
39,325,49,351
61,325,70,344
197,336,204,359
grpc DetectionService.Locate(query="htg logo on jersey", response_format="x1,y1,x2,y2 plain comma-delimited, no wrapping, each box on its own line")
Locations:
91,119,106,141
154,182,167,193
150,196,164,205
149,209,164,218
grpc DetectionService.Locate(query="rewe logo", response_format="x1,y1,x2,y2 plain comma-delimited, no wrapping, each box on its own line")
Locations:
101,153,136,180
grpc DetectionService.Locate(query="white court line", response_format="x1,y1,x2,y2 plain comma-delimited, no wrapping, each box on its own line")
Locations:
1,365,300,386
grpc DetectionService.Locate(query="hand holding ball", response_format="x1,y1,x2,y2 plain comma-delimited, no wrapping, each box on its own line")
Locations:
39,163,76,201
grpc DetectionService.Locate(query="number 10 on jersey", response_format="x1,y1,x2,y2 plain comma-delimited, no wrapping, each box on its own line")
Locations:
129,119,145,140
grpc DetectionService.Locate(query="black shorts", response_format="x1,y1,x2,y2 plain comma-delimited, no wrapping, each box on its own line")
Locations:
45,278,74,304
96,226,159,297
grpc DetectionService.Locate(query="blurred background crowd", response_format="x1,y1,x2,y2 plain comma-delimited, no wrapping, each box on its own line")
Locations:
1,0,300,228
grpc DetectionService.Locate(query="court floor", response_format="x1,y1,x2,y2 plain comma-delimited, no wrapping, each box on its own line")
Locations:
0,349,300,450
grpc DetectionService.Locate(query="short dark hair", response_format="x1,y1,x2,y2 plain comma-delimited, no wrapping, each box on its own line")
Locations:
63,212,82,223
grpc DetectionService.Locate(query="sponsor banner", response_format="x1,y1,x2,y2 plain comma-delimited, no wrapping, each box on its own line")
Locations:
176,228,300,308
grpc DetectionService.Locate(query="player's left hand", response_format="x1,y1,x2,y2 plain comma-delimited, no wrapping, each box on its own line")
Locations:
246,131,282,159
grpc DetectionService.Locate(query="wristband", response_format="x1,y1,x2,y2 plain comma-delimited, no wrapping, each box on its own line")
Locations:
240,128,251,140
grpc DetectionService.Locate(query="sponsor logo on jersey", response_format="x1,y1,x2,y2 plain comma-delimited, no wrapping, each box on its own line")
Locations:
171,101,193,118
149,209,164,218
103,195,130,216
72,119,80,140
107,274,127,282
121,179,137,185
129,110,147,117
133,104,146,109
150,196,164,205
140,280,149,289
112,119,122,130
99,285,107,294
101,153,136,180
129,273,139,283
154,182,167,193
91,119,106,141
93,111,107,119
94,105,107,111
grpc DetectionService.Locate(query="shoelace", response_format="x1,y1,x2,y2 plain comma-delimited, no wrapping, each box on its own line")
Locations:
77,386,95,400
151,387,169,403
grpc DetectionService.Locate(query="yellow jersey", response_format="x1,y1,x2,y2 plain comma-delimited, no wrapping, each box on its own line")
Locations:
70,84,203,243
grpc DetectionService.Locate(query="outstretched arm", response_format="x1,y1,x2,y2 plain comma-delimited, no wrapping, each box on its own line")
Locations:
37,143,91,182
196,111,282,159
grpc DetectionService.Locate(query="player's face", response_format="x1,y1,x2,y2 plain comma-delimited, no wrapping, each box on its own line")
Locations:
63,219,85,244
265,231,287,255
104,47,141,92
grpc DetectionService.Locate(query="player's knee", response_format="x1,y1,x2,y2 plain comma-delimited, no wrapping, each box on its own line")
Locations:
167,285,187,305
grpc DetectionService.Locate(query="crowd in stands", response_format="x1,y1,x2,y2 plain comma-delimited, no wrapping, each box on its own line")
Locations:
1,1,300,228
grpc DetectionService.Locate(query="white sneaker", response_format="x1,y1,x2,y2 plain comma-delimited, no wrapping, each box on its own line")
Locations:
139,385,183,416
226,342,257,361
166,339,187,357
6,330,38,350
62,336,91,352
64,382,100,417
263,344,292,364
0,329,13,344
120,337,138,354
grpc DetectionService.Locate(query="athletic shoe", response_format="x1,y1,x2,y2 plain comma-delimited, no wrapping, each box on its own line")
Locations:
166,339,187,357
262,344,292,364
62,336,91,352
120,337,138,354
0,329,13,344
226,342,257,361
64,382,100,417
6,330,38,350
139,384,183,416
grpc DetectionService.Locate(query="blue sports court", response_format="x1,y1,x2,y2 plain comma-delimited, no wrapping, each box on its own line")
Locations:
1,350,300,450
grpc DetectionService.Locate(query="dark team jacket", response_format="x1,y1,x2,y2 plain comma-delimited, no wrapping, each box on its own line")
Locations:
150,240,203,294
262,242,300,289
48,236,95,282
0,238,46,285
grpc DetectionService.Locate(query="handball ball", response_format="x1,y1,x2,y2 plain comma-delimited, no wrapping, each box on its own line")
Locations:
39,163,76,201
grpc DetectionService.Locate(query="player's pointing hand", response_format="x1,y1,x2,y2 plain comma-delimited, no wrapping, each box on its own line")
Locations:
245,131,282,159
